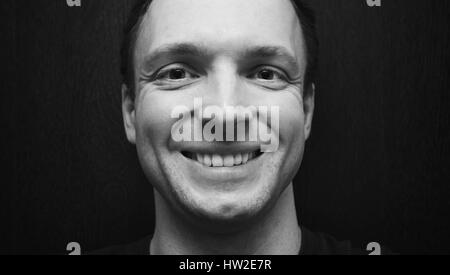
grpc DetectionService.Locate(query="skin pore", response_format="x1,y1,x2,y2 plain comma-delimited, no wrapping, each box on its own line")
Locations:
122,0,315,255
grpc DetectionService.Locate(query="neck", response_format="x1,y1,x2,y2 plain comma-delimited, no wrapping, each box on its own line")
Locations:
150,183,301,255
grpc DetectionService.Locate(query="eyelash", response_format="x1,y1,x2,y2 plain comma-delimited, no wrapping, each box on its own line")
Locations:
249,66,289,81
154,64,199,81
149,64,289,84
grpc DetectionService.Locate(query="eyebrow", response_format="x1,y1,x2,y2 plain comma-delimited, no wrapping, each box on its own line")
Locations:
140,43,302,76
242,46,299,69
143,43,210,63
241,45,302,77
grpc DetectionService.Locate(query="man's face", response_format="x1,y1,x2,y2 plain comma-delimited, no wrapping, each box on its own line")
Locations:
123,0,314,228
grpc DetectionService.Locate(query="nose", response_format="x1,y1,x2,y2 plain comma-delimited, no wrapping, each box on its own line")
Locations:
204,57,243,107
190,58,257,142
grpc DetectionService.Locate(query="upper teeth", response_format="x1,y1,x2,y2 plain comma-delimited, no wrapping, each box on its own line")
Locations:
193,152,257,167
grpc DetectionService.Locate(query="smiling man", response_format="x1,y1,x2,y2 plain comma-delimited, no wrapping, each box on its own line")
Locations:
92,0,369,255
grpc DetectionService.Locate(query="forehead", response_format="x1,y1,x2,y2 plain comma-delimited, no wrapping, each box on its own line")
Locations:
135,0,305,66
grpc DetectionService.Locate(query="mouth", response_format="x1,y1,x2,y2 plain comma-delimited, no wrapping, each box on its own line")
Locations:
181,150,264,167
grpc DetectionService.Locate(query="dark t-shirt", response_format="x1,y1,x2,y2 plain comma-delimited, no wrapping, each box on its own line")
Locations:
89,227,390,255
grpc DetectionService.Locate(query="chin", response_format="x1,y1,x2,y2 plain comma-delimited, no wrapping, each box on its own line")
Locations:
158,154,287,232
176,195,273,233
189,188,271,220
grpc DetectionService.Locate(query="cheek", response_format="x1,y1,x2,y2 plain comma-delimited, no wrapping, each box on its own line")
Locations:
134,87,305,149
135,90,191,148
272,93,306,183
280,99,305,145
264,91,305,147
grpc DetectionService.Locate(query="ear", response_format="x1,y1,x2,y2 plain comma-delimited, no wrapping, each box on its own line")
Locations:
303,83,315,140
122,84,136,144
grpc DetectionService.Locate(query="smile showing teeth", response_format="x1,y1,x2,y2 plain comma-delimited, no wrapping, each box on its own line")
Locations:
186,152,259,167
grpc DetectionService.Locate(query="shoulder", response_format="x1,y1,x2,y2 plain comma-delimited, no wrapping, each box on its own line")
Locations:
87,235,152,255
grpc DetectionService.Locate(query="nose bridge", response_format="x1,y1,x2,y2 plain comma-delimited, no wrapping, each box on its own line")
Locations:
208,57,241,107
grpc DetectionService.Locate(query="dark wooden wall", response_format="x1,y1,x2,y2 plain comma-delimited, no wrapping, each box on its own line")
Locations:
2,0,449,254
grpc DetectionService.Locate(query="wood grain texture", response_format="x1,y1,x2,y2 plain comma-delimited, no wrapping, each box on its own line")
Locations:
2,0,449,254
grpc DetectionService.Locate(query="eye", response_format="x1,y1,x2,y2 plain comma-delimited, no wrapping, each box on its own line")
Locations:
246,66,292,90
167,69,186,80
158,68,186,80
155,64,199,81
257,69,277,80
250,67,287,82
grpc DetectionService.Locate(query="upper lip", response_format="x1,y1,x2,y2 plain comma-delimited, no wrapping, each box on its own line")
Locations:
171,141,262,155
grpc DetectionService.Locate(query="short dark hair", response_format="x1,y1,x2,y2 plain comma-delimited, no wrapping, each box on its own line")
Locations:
120,0,318,98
